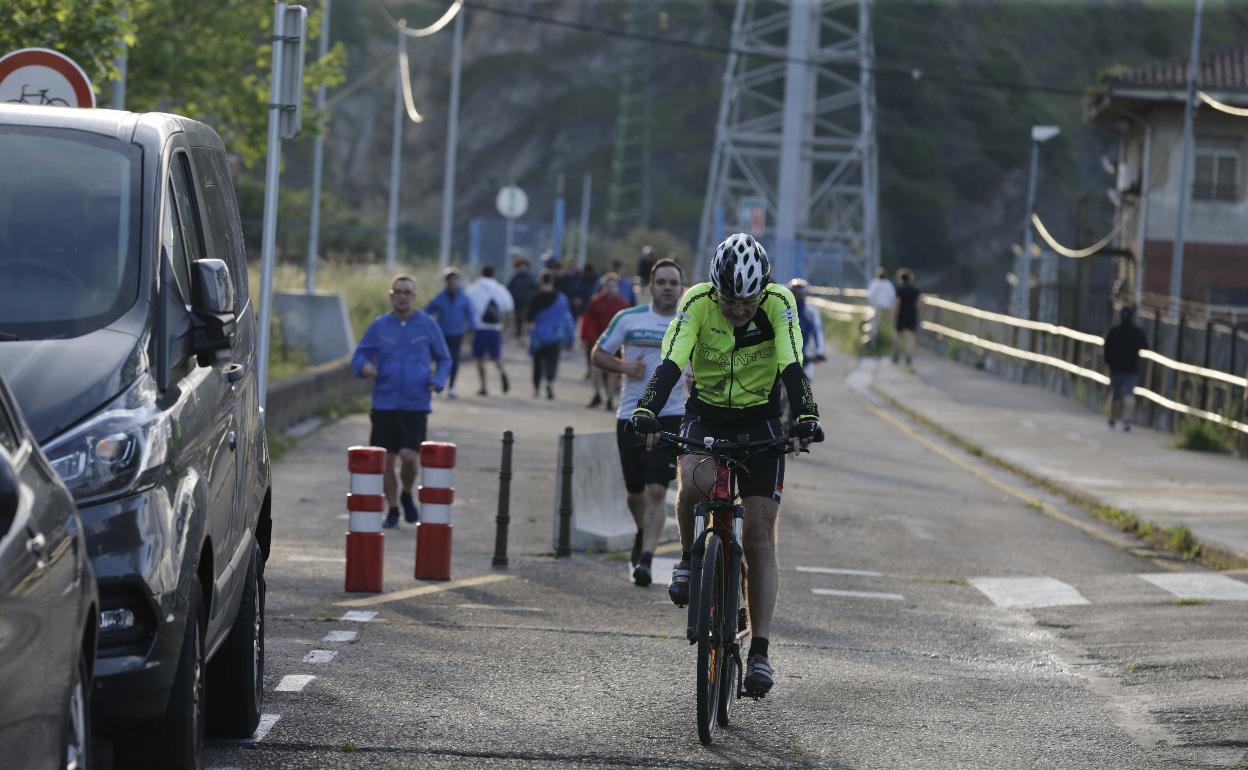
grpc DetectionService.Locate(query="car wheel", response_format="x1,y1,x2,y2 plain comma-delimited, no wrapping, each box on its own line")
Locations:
115,580,205,770
206,541,264,738
61,646,91,770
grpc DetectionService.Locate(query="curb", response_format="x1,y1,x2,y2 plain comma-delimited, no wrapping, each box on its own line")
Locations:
868,380,1248,572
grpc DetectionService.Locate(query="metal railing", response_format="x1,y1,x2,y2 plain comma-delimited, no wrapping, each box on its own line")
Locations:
805,285,1247,444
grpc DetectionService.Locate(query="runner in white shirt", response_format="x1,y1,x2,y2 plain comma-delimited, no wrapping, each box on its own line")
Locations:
465,265,515,397
865,267,896,346
592,259,687,587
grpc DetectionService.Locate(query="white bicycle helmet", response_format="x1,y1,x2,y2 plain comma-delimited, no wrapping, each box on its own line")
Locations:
710,233,771,300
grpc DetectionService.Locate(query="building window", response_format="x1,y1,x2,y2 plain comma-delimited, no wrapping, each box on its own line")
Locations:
1193,137,1240,201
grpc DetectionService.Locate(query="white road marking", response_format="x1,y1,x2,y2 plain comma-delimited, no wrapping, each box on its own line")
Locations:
455,603,543,612
322,630,358,643
1139,572,1248,601
275,675,316,692
970,577,1090,609
287,555,347,563
302,649,339,663
651,557,678,587
244,713,281,743
796,566,883,577
341,610,378,622
812,588,905,601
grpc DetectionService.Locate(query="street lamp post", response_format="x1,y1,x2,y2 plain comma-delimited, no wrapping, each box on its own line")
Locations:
1015,125,1060,320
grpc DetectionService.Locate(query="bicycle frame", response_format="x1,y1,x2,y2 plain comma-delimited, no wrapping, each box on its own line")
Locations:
686,461,744,648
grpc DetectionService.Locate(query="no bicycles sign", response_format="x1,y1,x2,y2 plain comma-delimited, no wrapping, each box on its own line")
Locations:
0,48,96,109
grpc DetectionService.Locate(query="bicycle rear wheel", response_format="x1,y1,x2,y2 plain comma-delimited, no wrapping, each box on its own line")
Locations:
696,534,725,745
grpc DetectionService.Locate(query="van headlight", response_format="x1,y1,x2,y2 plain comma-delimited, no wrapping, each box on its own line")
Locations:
44,374,171,503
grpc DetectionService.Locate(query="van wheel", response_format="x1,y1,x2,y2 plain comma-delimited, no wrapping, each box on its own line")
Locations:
62,646,91,770
207,541,264,738
115,581,205,770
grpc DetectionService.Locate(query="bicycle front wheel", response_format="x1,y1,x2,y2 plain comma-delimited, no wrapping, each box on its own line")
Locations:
696,534,725,745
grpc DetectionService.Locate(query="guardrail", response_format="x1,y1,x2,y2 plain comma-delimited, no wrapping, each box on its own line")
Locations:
806,285,1247,444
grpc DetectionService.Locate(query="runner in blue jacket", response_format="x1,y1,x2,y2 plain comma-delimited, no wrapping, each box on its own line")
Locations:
353,275,452,527
425,268,476,398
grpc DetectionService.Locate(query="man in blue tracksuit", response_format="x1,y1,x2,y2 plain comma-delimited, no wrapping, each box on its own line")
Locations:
424,267,476,399
353,275,452,528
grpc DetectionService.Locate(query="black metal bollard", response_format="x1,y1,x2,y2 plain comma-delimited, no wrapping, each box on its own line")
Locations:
556,426,574,558
492,431,514,568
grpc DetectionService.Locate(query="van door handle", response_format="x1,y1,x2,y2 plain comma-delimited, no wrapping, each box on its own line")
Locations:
228,431,237,451
26,531,46,567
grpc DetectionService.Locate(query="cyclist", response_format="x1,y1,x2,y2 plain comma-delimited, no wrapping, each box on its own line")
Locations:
629,233,823,698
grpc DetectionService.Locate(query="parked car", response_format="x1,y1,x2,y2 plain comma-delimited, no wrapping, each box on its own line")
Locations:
0,104,273,769
0,373,97,770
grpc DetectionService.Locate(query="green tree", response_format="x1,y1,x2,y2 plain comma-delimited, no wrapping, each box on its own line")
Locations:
125,0,345,166
0,0,134,87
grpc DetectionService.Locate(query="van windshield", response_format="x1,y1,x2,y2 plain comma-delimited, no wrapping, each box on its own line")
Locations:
0,129,141,340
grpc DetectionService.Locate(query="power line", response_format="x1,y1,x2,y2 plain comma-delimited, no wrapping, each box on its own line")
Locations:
454,0,1089,98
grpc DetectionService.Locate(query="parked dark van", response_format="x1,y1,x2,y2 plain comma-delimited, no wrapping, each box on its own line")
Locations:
0,373,97,770
0,104,272,769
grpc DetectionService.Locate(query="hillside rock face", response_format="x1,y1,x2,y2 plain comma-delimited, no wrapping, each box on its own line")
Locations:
306,1,1247,307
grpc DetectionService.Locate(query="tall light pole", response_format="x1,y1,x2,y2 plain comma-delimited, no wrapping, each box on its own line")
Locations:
306,0,331,291
1169,0,1205,322
385,25,405,269
437,7,464,268
1014,124,1060,319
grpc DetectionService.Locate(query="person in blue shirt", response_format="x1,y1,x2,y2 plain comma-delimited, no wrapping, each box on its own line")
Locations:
353,275,452,528
424,268,476,398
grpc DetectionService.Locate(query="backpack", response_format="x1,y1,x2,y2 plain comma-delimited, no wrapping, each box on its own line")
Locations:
482,298,501,325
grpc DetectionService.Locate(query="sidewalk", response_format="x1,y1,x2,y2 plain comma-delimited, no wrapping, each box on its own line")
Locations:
868,352,1248,568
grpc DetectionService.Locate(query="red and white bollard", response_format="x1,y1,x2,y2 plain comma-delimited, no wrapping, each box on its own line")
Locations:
345,446,386,593
415,442,456,581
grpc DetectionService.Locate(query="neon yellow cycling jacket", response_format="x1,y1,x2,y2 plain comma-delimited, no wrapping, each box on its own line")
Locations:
634,282,820,425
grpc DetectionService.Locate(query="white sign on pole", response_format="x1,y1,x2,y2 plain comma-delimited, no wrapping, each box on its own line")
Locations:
495,185,528,220
0,48,96,108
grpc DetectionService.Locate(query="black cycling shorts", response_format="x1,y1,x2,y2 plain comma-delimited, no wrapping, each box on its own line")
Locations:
615,416,682,493
369,410,428,453
679,416,786,502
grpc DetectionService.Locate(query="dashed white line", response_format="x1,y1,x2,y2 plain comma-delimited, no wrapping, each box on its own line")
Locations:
341,610,378,622
812,588,905,601
1139,572,1248,601
302,649,339,663
796,566,883,577
322,630,358,642
455,604,543,612
246,713,282,743
970,576,1090,609
275,674,316,692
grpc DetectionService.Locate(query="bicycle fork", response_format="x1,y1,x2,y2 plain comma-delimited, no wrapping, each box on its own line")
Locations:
686,502,746,650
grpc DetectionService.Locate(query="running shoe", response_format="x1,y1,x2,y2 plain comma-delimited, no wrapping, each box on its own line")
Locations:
744,654,774,696
500,371,510,393
632,563,652,587
383,507,400,529
668,559,691,606
400,491,419,523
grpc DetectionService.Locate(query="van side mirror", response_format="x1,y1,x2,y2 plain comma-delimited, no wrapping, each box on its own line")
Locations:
0,454,17,539
191,259,237,366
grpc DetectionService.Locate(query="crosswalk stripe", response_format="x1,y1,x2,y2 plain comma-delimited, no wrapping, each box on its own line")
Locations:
1138,572,1248,601
322,630,357,642
302,649,339,663
812,588,904,601
275,675,315,692
970,577,1090,609
797,566,883,577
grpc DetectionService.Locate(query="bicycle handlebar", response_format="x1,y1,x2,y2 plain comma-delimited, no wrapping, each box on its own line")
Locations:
655,430,801,456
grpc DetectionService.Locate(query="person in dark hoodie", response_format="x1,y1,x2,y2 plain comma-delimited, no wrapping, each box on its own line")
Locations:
1103,306,1149,432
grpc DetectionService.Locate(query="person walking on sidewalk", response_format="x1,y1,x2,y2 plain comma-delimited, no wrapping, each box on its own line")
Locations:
466,264,514,397
866,267,896,348
425,268,476,399
352,275,451,528
507,255,537,339
788,279,826,378
1103,306,1149,431
593,259,688,585
527,269,574,400
892,268,921,366
581,273,631,409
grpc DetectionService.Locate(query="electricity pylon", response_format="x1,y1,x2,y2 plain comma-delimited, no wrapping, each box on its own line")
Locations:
606,0,656,239
697,0,879,286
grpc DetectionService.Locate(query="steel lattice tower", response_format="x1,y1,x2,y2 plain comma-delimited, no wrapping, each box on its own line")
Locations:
696,0,879,286
606,0,656,239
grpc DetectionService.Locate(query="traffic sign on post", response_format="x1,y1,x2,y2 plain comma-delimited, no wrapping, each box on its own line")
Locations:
278,4,308,139
0,48,96,108
495,185,528,220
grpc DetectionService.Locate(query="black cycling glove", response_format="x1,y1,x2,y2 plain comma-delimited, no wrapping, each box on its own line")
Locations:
628,413,661,435
791,419,825,443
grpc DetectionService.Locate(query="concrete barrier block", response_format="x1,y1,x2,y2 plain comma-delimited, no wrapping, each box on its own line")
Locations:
552,431,679,552
275,290,355,365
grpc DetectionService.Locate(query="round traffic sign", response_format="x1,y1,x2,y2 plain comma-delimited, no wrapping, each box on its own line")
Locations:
0,48,96,108
495,185,528,220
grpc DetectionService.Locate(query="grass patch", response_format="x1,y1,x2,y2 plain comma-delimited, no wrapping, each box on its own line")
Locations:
1174,417,1234,455
1092,503,1139,533
1167,524,1199,559
1089,504,1201,560
606,552,632,562
1168,597,1211,606
1025,500,1044,511
319,395,372,423
341,740,358,753
267,430,298,463
945,338,963,361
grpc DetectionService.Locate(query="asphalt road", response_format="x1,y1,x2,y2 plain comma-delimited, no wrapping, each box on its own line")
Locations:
183,343,1247,769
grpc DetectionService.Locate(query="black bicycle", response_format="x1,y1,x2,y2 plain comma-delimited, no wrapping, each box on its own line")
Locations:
7,85,69,106
655,429,806,745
